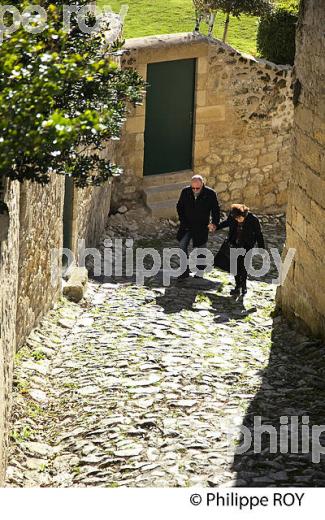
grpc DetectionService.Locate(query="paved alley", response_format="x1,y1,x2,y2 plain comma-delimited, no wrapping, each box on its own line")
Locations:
6,215,325,487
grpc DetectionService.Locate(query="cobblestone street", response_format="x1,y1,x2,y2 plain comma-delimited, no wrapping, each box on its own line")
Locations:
5,215,325,487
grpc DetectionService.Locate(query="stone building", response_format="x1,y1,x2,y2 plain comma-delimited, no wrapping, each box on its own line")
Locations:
112,33,294,217
277,0,325,340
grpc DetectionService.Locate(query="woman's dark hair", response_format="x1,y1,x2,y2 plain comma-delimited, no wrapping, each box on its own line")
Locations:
230,204,249,218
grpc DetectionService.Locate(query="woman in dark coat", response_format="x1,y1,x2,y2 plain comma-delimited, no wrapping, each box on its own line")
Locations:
217,204,265,296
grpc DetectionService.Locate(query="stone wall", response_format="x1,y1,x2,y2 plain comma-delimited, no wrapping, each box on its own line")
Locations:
75,152,114,252
16,177,64,349
0,179,20,485
277,0,325,339
0,170,113,480
15,173,113,348
199,40,293,211
76,181,113,251
112,33,293,213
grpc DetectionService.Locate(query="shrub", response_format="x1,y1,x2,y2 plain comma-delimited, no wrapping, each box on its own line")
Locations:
0,1,145,187
257,2,299,65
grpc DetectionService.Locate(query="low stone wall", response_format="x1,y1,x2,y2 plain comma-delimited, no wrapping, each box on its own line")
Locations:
0,171,113,480
0,179,20,485
0,169,113,480
15,173,113,347
16,177,64,349
112,33,293,213
277,0,325,339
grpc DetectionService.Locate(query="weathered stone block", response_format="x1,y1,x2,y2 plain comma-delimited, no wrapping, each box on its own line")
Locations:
205,153,222,165
198,166,211,177
231,179,246,190
195,90,207,107
276,191,287,206
194,140,210,159
305,222,325,260
310,200,324,231
307,170,325,210
240,157,257,168
215,182,227,193
196,105,226,123
197,57,208,74
295,105,314,133
194,124,206,140
313,113,325,145
135,104,145,117
296,131,322,174
63,267,88,303
292,185,311,221
258,152,278,167
229,189,242,200
126,117,145,134
244,185,259,198
293,210,307,240
263,193,277,208
196,73,208,90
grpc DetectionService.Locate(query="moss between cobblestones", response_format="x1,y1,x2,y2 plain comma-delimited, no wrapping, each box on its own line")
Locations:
27,402,44,418
14,346,30,363
11,426,33,443
16,379,31,395
9,220,325,487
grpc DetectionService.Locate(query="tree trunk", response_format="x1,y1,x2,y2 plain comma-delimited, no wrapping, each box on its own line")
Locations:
222,12,230,42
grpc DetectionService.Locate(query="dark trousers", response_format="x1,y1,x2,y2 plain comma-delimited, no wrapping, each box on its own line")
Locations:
179,231,207,273
234,251,248,288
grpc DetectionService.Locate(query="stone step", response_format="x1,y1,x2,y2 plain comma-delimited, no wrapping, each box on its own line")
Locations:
147,200,179,219
143,169,193,188
144,181,189,205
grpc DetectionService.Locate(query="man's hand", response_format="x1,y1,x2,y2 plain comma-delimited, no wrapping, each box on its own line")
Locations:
208,223,216,233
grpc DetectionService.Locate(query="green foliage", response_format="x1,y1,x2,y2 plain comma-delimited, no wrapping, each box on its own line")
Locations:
28,401,44,418
208,0,273,18
257,2,299,64
11,426,33,442
16,378,30,394
195,0,273,42
30,349,46,361
0,1,145,187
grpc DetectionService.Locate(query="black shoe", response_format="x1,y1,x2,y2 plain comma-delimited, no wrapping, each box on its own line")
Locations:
241,284,247,295
230,287,240,296
177,270,190,281
193,273,204,279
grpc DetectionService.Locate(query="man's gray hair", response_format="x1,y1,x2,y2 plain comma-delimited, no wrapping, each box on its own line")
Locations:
191,175,204,184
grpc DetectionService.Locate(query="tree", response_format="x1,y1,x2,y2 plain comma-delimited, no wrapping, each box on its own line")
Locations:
257,3,298,65
0,1,145,187
218,0,273,43
194,0,273,43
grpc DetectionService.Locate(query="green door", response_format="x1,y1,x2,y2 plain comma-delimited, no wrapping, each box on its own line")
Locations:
144,59,196,176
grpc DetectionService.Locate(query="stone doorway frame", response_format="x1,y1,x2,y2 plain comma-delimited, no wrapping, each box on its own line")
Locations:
117,34,217,196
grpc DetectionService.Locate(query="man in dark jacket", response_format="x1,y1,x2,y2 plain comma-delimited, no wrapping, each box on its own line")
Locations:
176,175,220,279
217,204,265,296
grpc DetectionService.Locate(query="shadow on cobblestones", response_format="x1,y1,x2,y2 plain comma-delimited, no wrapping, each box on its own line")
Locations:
154,284,257,325
232,319,325,487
